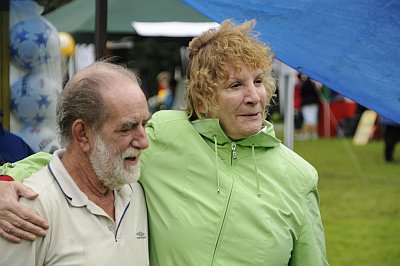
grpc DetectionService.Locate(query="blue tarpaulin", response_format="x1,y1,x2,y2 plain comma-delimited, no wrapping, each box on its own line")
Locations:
182,0,400,123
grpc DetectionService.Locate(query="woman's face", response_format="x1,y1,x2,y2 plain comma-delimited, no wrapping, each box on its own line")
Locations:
216,66,267,140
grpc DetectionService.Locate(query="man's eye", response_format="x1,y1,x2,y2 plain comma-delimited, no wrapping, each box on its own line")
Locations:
120,125,136,133
118,129,131,134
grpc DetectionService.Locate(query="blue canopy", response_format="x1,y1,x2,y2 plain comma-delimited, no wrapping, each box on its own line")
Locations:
182,0,400,123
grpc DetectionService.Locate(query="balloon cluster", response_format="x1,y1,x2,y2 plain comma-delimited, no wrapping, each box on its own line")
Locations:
10,18,60,70
9,0,62,153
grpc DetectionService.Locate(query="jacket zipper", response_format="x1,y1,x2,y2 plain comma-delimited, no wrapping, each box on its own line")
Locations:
231,141,237,165
213,142,237,264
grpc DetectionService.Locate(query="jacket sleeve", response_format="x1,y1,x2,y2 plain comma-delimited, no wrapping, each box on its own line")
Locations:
289,174,330,266
0,152,51,181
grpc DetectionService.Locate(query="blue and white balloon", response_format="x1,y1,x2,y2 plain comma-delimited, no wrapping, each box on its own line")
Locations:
17,126,60,153
10,73,58,127
10,18,60,71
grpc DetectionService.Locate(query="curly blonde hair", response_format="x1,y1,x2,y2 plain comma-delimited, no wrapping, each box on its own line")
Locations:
185,19,276,120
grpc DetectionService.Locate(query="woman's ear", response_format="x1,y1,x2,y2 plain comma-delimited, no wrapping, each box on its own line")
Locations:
71,119,91,153
199,104,206,114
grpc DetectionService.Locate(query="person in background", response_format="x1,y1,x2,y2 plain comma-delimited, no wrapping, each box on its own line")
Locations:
300,74,322,140
379,115,400,162
0,62,150,265
0,110,34,165
148,71,174,112
294,73,304,140
0,20,328,265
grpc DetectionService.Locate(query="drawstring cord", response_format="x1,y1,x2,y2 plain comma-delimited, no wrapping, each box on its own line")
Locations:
252,145,261,197
214,136,220,194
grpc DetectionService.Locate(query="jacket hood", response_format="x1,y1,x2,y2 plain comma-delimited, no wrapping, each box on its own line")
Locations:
191,117,280,196
191,118,281,147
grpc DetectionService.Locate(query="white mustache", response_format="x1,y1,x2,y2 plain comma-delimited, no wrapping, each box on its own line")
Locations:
122,148,141,158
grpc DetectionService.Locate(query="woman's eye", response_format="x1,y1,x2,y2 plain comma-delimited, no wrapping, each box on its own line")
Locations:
255,79,263,85
230,82,241,89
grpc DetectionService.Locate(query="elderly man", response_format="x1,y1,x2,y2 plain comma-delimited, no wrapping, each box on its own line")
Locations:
0,62,150,265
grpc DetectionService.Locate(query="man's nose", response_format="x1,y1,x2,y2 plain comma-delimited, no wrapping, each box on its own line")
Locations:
131,125,149,150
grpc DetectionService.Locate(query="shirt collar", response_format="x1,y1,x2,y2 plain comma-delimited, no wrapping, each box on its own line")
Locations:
48,149,133,208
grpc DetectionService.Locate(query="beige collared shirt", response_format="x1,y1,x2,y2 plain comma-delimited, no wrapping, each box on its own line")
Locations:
0,149,149,266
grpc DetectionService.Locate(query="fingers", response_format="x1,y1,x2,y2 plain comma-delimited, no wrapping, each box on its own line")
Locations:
0,215,41,242
0,181,48,243
13,181,39,200
0,219,36,243
0,223,22,244
10,182,48,229
0,206,48,242
15,204,49,232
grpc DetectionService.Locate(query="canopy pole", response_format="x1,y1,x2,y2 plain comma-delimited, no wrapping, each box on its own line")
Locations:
0,0,10,130
95,0,107,60
283,74,294,150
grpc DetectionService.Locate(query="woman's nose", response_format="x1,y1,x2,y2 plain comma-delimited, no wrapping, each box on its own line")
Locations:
244,84,261,104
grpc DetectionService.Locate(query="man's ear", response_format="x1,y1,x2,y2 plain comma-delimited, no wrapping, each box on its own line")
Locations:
71,119,91,153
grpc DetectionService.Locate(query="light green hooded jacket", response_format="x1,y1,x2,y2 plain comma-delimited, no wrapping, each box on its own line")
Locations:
141,110,328,266
1,110,328,266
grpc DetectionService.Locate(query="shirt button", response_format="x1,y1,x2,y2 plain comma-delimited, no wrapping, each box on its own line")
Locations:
108,225,114,231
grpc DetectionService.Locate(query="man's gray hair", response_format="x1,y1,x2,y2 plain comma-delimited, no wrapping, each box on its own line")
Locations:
56,61,140,146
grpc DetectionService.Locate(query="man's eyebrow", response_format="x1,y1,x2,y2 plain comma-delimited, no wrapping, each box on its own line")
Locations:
116,117,150,132
116,121,137,131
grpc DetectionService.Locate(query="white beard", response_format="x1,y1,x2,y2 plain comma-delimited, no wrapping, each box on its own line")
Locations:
89,134,141,189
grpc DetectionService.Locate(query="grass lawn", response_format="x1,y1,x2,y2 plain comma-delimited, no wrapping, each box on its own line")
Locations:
293,138,400,266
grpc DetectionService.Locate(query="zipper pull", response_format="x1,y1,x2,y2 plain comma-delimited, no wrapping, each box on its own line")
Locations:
231,141,237,160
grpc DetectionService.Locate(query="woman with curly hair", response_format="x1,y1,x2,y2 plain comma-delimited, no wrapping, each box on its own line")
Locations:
141,19,328,265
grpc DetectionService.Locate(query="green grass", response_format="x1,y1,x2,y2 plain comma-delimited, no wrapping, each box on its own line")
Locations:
293,138,400,266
